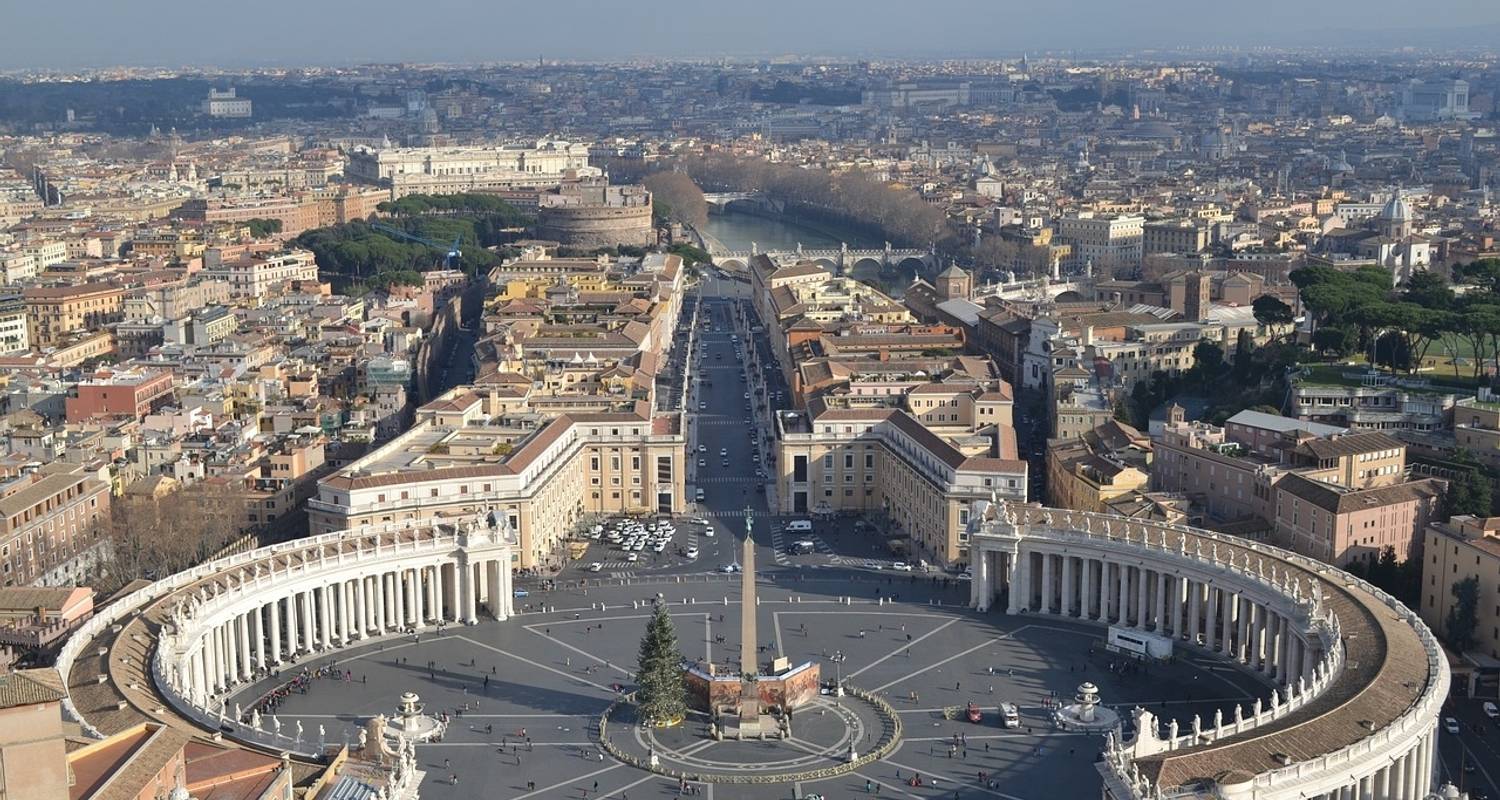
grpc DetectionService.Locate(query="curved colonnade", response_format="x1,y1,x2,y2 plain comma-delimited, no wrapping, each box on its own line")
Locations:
969,503,1447,800
51,503,1447,800
55,515,516,758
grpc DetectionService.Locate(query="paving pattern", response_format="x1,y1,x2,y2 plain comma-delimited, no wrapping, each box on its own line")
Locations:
229,572,1272,799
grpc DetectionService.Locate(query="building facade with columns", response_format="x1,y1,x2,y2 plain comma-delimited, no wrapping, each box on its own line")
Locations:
967,501,1446,800
53,514,515,763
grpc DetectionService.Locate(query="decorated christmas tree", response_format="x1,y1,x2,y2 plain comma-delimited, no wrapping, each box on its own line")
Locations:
635,601,688,727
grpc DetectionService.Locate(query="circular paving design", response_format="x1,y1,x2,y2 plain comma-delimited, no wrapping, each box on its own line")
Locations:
601,690,897,782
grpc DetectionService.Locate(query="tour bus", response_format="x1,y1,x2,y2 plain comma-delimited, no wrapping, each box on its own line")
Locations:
1106,625,1173,661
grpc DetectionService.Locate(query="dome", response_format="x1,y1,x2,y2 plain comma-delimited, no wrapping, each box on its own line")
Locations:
1379,192,1412,222
168,788,192,800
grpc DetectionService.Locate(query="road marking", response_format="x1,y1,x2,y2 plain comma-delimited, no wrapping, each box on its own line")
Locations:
455,635,615,694
507,762,625,800
872,636,1007,693
880,758,1029,799
847,618,960,680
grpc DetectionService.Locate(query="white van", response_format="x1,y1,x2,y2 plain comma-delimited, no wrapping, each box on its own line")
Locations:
1000,703,1020,729
695,488,705,502
785,520,813,533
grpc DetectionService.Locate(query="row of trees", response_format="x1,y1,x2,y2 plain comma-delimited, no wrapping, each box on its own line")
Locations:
294,196,533,292
642,172,708,229
669,154,951,250
95,482,254,596
1292,262,1500,379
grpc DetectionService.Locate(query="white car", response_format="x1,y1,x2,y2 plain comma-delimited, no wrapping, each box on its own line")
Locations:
702,528,715,537
720,448,728,456
685,547,699,559
698,444,707,453
691,517,708,525
1445,717,1461,735
891,562,914,572
1486,701,1499,719
653,543,667,553
743,392,750,399
719,563,740,573
957,572,973,582
698,458,706,468
588,561,603,572
627,553,639,562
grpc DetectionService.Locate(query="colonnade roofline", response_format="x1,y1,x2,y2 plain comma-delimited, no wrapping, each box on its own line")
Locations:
968,502,1447,800
53,513,517,753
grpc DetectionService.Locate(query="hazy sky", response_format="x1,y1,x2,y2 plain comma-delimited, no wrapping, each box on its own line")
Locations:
5,0,1500,69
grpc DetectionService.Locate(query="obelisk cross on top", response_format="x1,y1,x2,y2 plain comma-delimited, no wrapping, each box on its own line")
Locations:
740,506,757,677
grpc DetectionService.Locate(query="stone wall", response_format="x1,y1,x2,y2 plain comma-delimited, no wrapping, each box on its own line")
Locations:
536,203,654,250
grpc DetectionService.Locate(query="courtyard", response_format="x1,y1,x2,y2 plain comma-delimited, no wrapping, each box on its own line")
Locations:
228,569,1269,799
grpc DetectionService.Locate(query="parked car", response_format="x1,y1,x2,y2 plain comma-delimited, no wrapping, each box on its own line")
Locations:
1485,702,1499,719
588,562,603,573
1445,717,1461,735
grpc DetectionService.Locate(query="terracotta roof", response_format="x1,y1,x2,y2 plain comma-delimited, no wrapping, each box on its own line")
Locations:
1292,431,1404,461
0,667,66,709
1275,474,1444,515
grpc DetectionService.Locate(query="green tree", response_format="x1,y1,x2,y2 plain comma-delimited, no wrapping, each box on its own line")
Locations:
244,217,283,238
1445,576,1480,653
1190,340,1226,381
1252,294,1295,330
635,602,687,726
1446,450,1496,518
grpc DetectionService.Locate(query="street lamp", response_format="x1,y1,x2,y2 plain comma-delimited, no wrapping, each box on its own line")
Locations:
830,651,847,700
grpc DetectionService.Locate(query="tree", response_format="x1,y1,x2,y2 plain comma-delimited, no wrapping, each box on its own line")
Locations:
1312,325,1357,358
1190,340,1226,381
1445,576,1480,653
634,602,687,726
1446,450,1495,518
1252,295,1294,331
244,218,283,238
642,172,708,228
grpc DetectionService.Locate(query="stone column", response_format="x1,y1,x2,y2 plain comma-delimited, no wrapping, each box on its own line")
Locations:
413,567,426,625
252,606,264,670
1373,765,1388,799
212,632,223,691
1172,577,1185,639
285,591,299,657
1393,751,1410,800
1079,558,1093,620
1154,571,1167,632
1188,581,1201,644
1219,591,1235,658
1040,552,1054,614
351,577,365,639
1118,564,1131,626
459,561,476,623
1203,586,1217,651
434,563,446,622
319,585,332,650
238,613,252,679
486,560,504,618
1060,555,1074,617
270,598,283,665
1136,566,1149,629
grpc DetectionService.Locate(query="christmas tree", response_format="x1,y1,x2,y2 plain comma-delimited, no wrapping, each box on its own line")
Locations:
635,602,687,726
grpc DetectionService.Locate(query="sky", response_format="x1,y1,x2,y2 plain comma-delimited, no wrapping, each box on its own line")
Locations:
4,0,1500,70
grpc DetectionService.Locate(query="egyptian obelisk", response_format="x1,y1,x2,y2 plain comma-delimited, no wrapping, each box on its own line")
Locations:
739,507,757,677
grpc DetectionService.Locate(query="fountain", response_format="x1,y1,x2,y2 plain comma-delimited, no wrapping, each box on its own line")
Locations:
381,692,446,744
1052,681,1120,733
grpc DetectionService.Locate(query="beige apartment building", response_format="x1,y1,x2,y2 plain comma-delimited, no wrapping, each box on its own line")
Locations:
0,462,112,587
310,391,685,568
22,282,124,349
775,402,1026,568
1055,213,1144,274
1421,516,1500,660
1273,473,1443,567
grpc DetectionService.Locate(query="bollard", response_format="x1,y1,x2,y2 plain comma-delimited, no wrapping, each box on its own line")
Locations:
724,597,729,605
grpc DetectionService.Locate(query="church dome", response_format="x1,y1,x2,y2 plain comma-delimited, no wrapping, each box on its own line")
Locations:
1379,193,1412,222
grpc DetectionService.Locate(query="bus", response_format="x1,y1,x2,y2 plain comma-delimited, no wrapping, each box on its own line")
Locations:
1106,626,1173,661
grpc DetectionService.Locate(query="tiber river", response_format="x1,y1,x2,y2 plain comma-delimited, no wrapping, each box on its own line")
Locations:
696,208,880,254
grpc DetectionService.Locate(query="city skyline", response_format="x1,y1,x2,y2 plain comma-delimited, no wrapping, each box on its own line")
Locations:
4,0,1500,69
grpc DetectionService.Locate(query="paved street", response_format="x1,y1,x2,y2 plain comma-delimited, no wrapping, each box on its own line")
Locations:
222,277,1281,798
